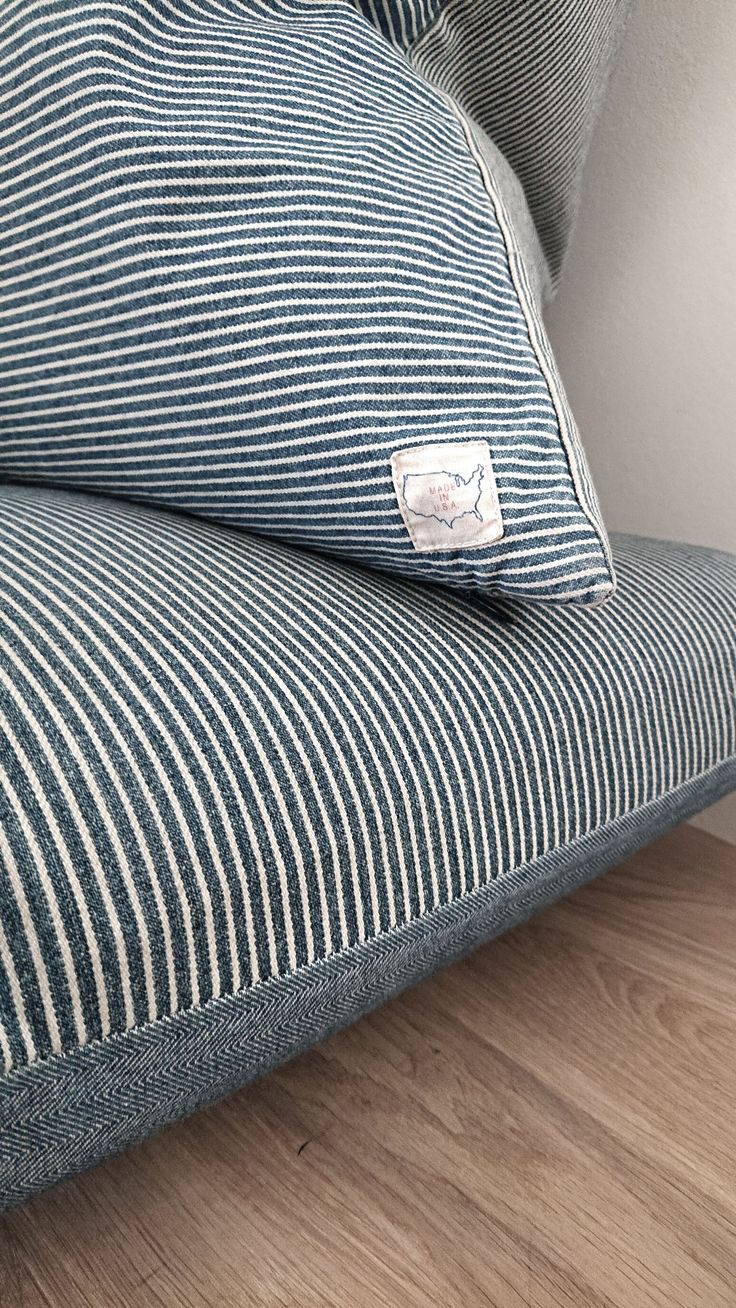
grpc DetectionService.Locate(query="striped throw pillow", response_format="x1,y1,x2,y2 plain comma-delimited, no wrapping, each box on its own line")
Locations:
352,0,634,289
0,0,615,604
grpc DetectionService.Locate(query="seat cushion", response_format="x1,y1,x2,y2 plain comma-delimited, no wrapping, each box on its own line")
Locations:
0,484,734,1207
0,0,614,604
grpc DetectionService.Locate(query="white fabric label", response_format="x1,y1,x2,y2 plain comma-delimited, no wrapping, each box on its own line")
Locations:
391,441,504,553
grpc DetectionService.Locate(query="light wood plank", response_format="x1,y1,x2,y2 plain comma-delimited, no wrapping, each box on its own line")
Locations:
1,824,735,1307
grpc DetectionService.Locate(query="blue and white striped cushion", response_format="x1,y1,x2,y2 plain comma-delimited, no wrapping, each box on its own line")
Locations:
0,485,734,1205
0,0,614,604
353,0,634,287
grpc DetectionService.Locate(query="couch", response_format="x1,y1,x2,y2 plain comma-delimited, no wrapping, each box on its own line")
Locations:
0,0,734,1208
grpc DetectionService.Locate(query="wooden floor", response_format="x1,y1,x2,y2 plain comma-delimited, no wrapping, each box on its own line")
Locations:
1,824,735,1308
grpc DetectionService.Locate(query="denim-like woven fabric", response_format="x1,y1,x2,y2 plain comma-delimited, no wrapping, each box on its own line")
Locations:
353,0,635,286
2,760,733,1211
0,0,614,604
0,484,734,1205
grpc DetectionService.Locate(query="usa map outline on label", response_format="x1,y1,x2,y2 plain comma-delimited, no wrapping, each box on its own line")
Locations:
401,464,485,530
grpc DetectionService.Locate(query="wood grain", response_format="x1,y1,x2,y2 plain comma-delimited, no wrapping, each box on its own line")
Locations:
1,823,735,1307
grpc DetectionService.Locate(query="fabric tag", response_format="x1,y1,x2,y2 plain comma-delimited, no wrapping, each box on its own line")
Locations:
391,441,504,553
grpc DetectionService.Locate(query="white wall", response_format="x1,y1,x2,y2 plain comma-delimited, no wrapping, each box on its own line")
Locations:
545,0,736,844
